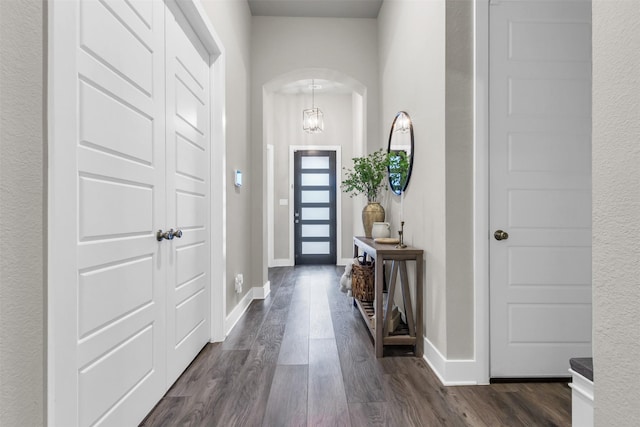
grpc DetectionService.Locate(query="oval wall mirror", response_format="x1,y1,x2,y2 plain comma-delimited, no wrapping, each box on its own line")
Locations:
387,111,414,195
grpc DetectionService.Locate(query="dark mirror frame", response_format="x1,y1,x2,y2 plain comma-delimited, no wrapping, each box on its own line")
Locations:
387,111,414,195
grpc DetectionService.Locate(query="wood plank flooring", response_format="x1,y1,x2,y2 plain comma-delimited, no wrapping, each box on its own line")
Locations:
141,266,571,426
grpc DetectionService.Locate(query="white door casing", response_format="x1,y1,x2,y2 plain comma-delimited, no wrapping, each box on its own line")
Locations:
48,1,221,425
165,3,211,385
489,0,592,377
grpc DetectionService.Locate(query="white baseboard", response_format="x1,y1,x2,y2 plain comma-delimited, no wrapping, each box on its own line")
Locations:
423,336,478,386
270,258,292,267
224,281,271,336
224,289,253,336
338,257,353,266
253,280,270,299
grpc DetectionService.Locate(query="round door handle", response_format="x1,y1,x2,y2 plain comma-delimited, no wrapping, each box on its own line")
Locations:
494,230,509,241
156,229,174,241
157,228,183,241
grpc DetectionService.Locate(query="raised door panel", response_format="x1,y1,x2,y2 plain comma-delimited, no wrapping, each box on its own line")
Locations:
489,0,592,378
75,0,166,425
165,4,211,385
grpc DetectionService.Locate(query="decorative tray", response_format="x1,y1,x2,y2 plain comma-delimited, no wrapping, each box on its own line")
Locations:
374,237,400,244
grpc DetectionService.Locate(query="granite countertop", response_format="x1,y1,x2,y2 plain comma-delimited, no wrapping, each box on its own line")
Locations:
570,357,593,381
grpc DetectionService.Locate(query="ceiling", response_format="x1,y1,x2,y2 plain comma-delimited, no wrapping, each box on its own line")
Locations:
248,0,383,19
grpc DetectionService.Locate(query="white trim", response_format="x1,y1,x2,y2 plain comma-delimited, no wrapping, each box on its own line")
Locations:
569,369,594,401
288,145,342,265
207,17,226,345
175,0,222,56
473,0,491,385
423,337,478,386
224,282,271,335
569,368,594,427
288,147,295,265
48,2,80,424
267,144,275,267
272,258,293,267
253,281,271,300
224,289,254,336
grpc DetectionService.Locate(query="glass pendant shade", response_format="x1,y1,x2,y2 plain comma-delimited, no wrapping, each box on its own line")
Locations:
303,79,324,133
303,107,324,133
394,111,411,133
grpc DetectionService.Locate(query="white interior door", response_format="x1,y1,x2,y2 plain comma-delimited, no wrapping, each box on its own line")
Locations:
489,0,592,377
50,0,168,425
49,1,212,425
165,3,211,385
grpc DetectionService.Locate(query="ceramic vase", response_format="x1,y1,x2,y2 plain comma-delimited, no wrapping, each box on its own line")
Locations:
362,202,385,238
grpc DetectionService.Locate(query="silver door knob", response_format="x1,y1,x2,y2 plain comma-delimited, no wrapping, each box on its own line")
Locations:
494,230,509,241
156,229,174,241
173,229,183,238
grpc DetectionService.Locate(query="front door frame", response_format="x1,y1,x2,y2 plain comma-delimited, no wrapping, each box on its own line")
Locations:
293,150,338,265
288,145,342,266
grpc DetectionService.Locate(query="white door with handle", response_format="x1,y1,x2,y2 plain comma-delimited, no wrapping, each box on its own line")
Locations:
489,0,592,378
165,3,211,385
49,1,211,425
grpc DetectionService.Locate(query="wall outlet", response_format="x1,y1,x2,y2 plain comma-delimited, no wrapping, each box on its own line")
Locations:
234,274,243,294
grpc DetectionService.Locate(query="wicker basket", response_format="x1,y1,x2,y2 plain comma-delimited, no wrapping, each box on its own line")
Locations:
352,258,375,302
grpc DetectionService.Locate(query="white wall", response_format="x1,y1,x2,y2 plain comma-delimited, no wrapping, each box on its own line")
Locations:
378,0,474,363
252,16,379,284
592,1,640,423
0,0,45,425
201,0,254,315
444,0,474,361
271,92,354,262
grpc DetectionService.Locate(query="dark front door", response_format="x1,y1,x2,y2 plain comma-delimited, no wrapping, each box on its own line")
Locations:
294,150,337,265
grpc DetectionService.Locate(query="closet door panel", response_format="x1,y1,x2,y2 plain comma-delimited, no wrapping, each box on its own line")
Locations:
54,0,167,425
165,3,211,385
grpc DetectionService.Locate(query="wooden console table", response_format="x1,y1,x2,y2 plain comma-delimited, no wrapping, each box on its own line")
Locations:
353,236,424,358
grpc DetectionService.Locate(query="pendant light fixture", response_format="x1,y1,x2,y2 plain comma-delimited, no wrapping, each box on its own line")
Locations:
393,111,411,134
303,79,324,134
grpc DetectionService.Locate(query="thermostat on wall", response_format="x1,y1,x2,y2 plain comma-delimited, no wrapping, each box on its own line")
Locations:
234,170,242,187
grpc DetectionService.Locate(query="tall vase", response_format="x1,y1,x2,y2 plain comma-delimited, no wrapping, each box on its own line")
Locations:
362,202,385,238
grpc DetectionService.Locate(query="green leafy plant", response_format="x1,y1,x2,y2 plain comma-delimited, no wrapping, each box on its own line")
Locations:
341,149,391,203
388,150,410,193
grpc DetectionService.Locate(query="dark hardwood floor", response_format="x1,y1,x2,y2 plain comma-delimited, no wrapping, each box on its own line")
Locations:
141,266,571,426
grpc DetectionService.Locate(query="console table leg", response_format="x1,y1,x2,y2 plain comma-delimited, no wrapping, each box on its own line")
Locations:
383,261,399,337
375,259,384,358
399,261,415,337
415,256,424,357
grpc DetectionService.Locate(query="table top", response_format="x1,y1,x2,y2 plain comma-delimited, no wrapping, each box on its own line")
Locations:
354,236,423,257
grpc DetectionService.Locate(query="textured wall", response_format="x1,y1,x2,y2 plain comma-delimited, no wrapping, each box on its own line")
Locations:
592,1,640,423
201,0,254,315
0,0,46,425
